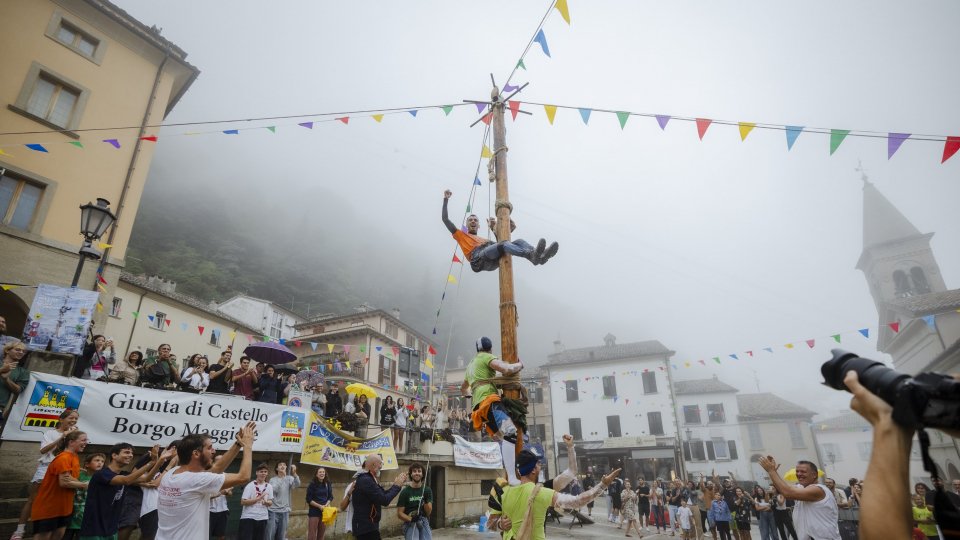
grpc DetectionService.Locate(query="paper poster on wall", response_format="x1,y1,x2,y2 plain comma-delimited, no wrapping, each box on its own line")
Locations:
22,284,99,355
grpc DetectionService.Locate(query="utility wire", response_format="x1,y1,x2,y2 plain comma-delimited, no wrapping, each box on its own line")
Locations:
499,1,557,98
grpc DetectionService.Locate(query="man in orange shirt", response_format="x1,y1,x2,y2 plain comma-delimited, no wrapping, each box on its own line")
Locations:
31,430,89,540
442,190,558,272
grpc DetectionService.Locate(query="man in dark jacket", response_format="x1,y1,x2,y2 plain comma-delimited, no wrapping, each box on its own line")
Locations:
325,382,343,418
352,455,408,540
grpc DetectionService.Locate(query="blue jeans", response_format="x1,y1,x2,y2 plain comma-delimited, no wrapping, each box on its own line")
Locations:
651,505,665,529
668,505,678,530
403,516,433,540
265,510,289,540
758,511,779,540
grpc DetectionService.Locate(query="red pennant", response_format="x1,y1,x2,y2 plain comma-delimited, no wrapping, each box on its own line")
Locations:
657,366,665,371
452,254,462,263
337,117,349,124
198,325,205,335
943,136,960,164
746,350,753,357
508,100,520,121
139,135,158,142
696,118,712,140
806,339,816,348
295,340,302,347
165,319,171,327
889,322,900,333
480,113,492,125
428,345,437,355
97,274,108,285
698,360,706,365
391,346,399,357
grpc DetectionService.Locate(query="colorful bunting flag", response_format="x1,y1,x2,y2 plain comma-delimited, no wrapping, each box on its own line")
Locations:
698,360,706,365
230,331,236,339
391,347,399,357
481,145,493,159
544,105,558,125
96,302,103,312
763,347,773,353
508,100,520,121
533,30,550,57
428,345,437,355
888,322,900,333
859,328,870,338
103,139,121,148
198,326,205,335
371,115,383,123
738,122,756,141
555,0,571,24
615,112,630,130
131,311,139,318
140,135,158,142
266,126,276,133
165,319,171,327
696,118,712,140
68,141,83,148
832,334,841,343
806,339,815,348
298,122,314,129
943,136,960,163
344,345,351,354
328,343,335,353
578,108,592,125
475,103,487,114
473,176,482,186
336,117,349,124
829,129,850,155
223,130,239,135
181,322,188,331
480,113,492,125
517,59,526,70
408,110,418,117
442,106,453,116
148,315,155,322
447,274,457,284
888,133,910,159
785,126,804,150
729,354,738,360
452,254,462,263
922,315,936,328
98,243,112,249
785,343,794,349
504,83,519,93
655,115,671,130
26,144,48,153
310,342,318,351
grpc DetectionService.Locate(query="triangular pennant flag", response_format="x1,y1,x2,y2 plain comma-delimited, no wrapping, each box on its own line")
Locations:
230,331,236,339
360,345,366,353
475,103,487,114
465,204,471,212
447,274,457,284
344,345,351,355
763,347,773,353
616,112,630,130
942,136,960,163
344,361,350,369
785,126,804,150
0,284,19,291
746,351,754,357
98,242,112,249
266,126,276,133
96,281,107,293
481,145,493,158
888,322,900,333
785,343,794,349
578,108,592,125
806,339,816,348
555,0,571,24
544,105,558,125
375,346,382,352
147,315,155,322
859,328,870,338
432,328,437,335
165,319,171,327
533,29,551,57
68,141,84,148
516,59,526,70
729,354,738,360
336,117,349,124
887,133,910,159
473,176,482,186
198,325,205,335
223,130,239,135
829,129,851,155
97,274,107,285
504,83,519,93
832,334,842,343
713,357,721,364
442,105,453,116
738,122,756,141
698,360,706,365
452,254,462,263
696,118,712,140
181,322,188,331
310,342,318,351
655,115,671,130
96,302,103,312
131,310,140,318
327,343,335,353
684,362,691,368
480,113,492,125
102,139,121,148
298,122,314,129
508,100,520,121
391,347,399,357
408,110,418,117
428,345,437,355
26,144,49,153
372,114,384,123
140,135,158,142
922,315,935,328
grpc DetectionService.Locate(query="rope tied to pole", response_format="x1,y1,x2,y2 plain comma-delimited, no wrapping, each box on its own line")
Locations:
495,200,514,214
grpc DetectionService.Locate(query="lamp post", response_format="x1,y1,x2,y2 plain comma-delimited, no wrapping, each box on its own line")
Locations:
71,198,117,287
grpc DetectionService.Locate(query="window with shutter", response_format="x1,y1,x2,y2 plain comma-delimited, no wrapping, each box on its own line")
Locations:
682,442,692,461
728,440,738,460
706,441,716,460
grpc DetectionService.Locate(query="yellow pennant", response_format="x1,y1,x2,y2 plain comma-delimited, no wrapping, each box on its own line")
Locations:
447,274,457,284
481,145,493,159
1,284,19,291
738,122,756,141
229,331,237,339
372,114,384,123
98,242,113,249
425,358,435,369
784,343,794,349
327,343,335,353
96,302,103,312
0,149,9,156
555,0,571,24
544,105,558,125
96,283,107,292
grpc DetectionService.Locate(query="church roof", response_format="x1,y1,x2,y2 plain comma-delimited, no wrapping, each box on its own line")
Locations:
736,393,815,420
886,289,960,317
674,376,739,395
546,340,673,367
861,181,922,250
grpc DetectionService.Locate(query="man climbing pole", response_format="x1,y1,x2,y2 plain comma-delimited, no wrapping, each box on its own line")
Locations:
442,190,558,272
461,336,525,484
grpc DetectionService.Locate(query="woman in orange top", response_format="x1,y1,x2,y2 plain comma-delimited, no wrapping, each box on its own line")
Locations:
31,430,89,540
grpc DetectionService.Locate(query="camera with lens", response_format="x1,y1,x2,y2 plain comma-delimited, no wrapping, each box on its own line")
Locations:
821,349,960,430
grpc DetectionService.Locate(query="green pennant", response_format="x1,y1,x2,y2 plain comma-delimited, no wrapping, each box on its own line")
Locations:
360,345,366,353
68,141,84,148
832,334,842,343
466,204,471,212
266,126,276,133
131,311,139,318
517,59,526,70
262,335,270,342
442,106,453,116
616,112,630,130
713,357,721,364
829,129,851,155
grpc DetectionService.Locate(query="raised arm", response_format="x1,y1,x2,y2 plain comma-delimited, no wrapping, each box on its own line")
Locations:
553,468,621,510
759,457,826,503
441,191,457,234
551,435,578,492
222,422,257,489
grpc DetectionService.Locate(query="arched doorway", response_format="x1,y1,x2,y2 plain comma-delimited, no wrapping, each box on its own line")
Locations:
0,289,29,339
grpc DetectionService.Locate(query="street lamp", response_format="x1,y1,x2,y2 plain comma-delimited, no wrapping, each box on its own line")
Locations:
71,198,116,287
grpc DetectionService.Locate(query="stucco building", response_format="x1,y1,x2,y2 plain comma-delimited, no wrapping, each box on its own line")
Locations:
675,376,751,480
736,393,819,485
0,0,198,334
217,294,306,341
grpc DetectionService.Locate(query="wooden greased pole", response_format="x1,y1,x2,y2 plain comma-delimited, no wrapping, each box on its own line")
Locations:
490,86,523,453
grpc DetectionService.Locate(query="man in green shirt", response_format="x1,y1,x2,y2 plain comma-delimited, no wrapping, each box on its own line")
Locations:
0,341,30,422
397,463,433,540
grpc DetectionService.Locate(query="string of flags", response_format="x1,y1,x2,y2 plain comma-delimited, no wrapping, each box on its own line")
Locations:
512,101,960,163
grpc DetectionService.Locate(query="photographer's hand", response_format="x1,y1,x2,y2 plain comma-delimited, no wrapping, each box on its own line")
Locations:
844,371,913,540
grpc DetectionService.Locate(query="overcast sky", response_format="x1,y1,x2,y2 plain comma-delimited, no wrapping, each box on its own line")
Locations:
115,0,960,417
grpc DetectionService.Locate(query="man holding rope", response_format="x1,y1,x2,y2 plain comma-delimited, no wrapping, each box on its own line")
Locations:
461,337,525,484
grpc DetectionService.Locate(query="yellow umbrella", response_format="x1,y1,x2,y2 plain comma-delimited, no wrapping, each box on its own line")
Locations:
345,383,379,400
783,467,825,482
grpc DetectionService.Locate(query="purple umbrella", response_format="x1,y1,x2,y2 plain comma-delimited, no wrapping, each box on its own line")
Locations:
243,341,296,365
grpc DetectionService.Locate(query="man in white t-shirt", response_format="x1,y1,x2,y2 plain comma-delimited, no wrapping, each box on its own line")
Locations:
759,457,841,540
157,421,257,540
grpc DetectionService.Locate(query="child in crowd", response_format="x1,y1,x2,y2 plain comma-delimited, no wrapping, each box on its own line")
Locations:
63,453,105,540
677,499,694,540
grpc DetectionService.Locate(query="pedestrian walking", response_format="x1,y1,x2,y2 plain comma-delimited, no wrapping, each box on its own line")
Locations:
306,467,334,540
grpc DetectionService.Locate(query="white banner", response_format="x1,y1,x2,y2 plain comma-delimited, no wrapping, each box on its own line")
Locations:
1,373,306,452
453,435,502,469
286,389,313,410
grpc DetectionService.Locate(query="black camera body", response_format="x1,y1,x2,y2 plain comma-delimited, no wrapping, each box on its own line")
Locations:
821,349,960,430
